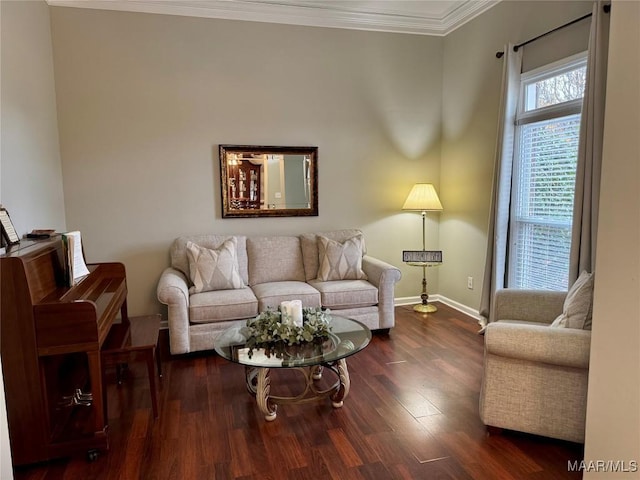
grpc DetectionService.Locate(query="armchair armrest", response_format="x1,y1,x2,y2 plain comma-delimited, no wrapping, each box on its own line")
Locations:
157,267,191,354
492,289,567,325
485,322,591,369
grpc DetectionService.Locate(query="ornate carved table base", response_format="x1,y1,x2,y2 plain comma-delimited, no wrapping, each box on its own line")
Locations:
245,359,351,421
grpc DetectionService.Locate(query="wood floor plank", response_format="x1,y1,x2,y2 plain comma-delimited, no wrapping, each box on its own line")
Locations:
12,303,584,479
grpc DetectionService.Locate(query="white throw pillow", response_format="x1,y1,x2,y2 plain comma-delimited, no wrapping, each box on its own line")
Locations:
551,270,594,330
316,234,368,282
186,238,245,293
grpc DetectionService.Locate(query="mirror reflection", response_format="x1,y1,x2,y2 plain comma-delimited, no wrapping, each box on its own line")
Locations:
220,145,318,218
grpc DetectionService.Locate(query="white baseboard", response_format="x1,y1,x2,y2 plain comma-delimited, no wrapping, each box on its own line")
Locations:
436,295,482,322
394,296,423,306
395,294,482,322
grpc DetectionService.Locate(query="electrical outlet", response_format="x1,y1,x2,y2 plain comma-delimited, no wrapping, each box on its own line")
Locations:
467,276,474,289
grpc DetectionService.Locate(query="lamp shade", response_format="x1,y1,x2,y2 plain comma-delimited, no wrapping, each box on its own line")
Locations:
402,183,443,211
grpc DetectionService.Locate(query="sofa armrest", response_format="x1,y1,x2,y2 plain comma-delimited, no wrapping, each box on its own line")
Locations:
157,267,191,354
362,255,402,290
485,322,591,369
492,289,567,325
362,256,402,329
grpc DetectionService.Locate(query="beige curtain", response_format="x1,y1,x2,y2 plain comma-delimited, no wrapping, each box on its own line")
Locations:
569,0,610,283
478,44,523,329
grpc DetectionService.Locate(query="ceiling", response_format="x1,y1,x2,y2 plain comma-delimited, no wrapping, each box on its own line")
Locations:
46,0,501,36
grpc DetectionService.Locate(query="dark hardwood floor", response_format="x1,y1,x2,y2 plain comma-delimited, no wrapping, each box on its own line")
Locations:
13,304,583,480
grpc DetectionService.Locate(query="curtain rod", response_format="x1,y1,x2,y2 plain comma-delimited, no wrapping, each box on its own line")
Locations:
495,4,610,59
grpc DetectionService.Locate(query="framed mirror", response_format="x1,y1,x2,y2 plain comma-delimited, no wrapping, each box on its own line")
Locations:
220,145,318,218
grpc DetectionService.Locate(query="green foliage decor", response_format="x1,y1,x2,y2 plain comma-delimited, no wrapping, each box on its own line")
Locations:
241,307,332,358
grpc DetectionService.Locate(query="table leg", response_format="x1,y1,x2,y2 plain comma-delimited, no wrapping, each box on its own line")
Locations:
311,365,323,380
146,348,159,418
245,367,258,395
156,344,162,378
256,368,277,421
330,359,350,408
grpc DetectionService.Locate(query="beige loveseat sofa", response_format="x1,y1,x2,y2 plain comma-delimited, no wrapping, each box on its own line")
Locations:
157,229,402,355
479,281,593,443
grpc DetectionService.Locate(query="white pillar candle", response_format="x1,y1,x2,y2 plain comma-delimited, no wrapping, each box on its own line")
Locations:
280,301,292,325
290,300,303,328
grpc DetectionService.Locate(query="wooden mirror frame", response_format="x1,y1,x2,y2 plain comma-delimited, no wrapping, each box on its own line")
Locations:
219,145,318,218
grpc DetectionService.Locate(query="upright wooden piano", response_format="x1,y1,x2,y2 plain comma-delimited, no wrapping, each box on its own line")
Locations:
0,236,128,465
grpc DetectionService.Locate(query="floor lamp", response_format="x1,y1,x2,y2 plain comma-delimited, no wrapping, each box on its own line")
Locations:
402,183,443,313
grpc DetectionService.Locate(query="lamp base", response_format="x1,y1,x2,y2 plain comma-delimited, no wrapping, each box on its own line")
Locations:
413,303,437,314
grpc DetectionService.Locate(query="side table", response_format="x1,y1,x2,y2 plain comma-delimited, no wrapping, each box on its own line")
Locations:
102,314,162,418
406,261,441,313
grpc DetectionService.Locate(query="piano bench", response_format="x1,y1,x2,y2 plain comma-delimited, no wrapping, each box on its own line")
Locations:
102,314,162,418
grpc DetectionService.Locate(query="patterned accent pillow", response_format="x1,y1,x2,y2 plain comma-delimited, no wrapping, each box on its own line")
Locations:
316,234,368,282
186,238,245,293
551,270,594,330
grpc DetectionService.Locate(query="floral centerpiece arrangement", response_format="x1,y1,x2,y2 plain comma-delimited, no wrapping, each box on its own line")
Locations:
241,304,332,359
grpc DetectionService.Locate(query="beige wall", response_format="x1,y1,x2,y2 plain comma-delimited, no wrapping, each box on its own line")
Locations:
1,1,67,477
439,0,592,311
584,1,640,476
49,7,443,316
1,0,66,235
0,362,11,480
3,0,638,473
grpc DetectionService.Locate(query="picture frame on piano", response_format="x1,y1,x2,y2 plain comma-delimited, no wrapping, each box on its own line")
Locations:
0,207,20,245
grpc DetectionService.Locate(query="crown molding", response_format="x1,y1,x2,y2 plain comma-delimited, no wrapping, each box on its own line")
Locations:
46,0,500,36
438,0,502,33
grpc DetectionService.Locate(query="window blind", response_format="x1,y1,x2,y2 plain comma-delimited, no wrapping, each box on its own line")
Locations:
511,114,581,290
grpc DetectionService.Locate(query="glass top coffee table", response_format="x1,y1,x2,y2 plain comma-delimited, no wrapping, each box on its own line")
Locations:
214,315,371,421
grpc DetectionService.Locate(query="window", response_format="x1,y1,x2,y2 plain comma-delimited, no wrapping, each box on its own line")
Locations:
509,53,587,291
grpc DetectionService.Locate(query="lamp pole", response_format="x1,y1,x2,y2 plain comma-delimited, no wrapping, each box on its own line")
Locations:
414,211,437,313
401,183,442,314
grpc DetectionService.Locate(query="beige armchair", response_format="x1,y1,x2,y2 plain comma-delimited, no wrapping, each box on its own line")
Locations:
479,289,591,443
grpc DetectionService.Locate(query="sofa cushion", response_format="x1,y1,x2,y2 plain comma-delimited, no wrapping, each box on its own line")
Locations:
189,287,258,323
317,234,367,281
308,279,378,309
300,229,367,281
251,281,321,312
551,271,594,330
246,236,305,285
171,235,249,285
186,239,244,294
